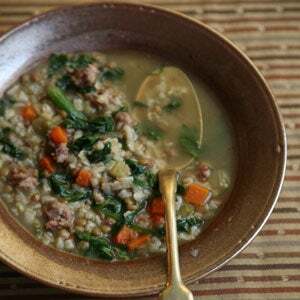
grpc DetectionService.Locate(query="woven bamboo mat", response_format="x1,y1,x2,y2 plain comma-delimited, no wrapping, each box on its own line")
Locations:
0,0,300,299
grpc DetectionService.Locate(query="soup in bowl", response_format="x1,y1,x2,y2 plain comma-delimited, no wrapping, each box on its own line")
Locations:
0,51,235,261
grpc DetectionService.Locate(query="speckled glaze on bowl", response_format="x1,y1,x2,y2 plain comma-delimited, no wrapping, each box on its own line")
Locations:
0,2,286,298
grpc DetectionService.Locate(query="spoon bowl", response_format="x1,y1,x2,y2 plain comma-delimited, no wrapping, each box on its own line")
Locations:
134,66,203,169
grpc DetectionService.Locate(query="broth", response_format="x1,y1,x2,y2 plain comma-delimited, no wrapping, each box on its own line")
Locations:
0,50,236,260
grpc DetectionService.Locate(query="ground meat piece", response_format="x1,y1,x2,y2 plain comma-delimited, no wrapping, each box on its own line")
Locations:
43,201,74,231
196,163,211,182
8,165,38,190
115,112,134,129
71,64,99,87
55,143,69,163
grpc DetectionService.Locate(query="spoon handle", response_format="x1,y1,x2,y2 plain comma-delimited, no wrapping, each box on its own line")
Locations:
159,170,194,300
159,169,182,286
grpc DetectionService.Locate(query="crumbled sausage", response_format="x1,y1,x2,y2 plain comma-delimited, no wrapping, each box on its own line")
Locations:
55,143,69,163
8,165,38,190
43,201,74,231
71,64,99,87
197,163,211,182
115,111,135,129
115,112,133,125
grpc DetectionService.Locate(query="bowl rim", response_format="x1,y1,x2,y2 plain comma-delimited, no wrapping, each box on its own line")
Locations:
0,1,287,297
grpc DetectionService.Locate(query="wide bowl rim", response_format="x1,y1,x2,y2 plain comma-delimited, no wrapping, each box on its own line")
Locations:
0,1,287,298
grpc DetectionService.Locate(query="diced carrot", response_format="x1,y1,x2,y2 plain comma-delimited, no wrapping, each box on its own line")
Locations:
151,214,165,226
127,235,150,251
148,197,165,216
39,156,55,173
75,169,92,187
114,226,137,245
49,126,68,144
21,105,37,122
184,183,211,207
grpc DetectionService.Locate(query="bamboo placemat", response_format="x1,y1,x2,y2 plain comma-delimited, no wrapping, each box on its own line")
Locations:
0,0,300,299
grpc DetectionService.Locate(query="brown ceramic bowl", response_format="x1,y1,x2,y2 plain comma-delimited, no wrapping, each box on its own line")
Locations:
0,2,286,298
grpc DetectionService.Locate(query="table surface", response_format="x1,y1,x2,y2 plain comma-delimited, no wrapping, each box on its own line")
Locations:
0,0,300,299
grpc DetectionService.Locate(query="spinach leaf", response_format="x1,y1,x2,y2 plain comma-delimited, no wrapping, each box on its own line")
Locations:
87,142,111,164
64,116,115,134
94,196,123,221
178,124,202,158
0,95,15,116
48,54,68,77
132,101,148,108
128,224,163,238
49,173,91,202
56,74,95,94
68,54,94,69
125,159,145,176
69,134,100,153
48,86,87,125
177,184,185,195
101,67,124,82
133,171,157,189
138,122,164,141
87,116,115,133
176,216,204,233
0,128,26,160
146,216,203,238
124,200,147,225
76,231,130,260
163,96,182,112
48,53,94,77
2,143,26,160
56,74,73,91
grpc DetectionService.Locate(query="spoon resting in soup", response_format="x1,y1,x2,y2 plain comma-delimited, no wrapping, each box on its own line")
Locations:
135,66,201,300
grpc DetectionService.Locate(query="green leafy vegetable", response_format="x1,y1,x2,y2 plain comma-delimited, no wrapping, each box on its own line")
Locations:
132,101,148,108
125,159,145,176
76,231,129,260
133,171,157,189
178,124,202,158
48,86,87,127
48,53,94,77
94,195,123,221
56,74,73,91
49,87,113,134
101,67,124,82
128,224,163,238
68,54,94,69
48,54,68,77
69,134,100,153
124,200,147,225
176,216,204,233
177,184,185,195
0,95,15,116
0,128,26,160
138,122,164,141
147,216,203,238
163,96,182,112
64,115,115,134
56,74,95,94
87,117,115,133
49,173,91,202
87,142,111,164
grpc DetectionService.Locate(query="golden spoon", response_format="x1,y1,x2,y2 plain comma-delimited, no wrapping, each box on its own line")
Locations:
135,67,202,300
